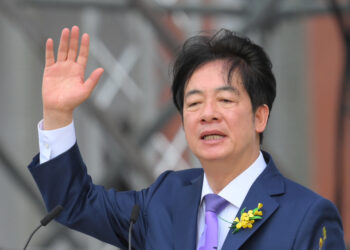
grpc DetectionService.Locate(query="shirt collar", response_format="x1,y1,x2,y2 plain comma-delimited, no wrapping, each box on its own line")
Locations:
200,151,267,208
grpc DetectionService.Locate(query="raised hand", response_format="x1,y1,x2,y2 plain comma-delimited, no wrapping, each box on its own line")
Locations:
42,26,104,129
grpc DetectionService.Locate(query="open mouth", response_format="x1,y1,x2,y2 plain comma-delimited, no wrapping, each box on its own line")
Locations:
202,134,225,140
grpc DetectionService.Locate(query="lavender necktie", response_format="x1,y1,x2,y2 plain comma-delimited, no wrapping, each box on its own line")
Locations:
198,194,229,250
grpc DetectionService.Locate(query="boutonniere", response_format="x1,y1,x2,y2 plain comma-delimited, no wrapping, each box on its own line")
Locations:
230,203,264,233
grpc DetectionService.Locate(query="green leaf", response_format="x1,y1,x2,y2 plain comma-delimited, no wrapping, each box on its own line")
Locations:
240,207,246,215
251,216,263,220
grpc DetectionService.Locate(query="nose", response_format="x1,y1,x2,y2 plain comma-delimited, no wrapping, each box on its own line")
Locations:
200,100,220,123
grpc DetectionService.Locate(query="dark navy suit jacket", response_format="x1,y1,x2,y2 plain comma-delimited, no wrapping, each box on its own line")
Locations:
28,143,345,249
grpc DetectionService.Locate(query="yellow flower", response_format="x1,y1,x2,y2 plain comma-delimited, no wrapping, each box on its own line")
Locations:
230,203,264,234
319,226,327,250
323,226,327,240
319,238,323,250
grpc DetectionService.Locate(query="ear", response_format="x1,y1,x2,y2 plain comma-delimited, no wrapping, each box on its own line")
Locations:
254,104,269,133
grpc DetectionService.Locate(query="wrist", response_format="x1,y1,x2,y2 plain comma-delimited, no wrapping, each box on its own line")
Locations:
43,108,73,130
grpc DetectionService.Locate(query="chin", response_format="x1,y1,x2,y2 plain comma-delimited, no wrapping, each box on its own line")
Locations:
196,151,230,162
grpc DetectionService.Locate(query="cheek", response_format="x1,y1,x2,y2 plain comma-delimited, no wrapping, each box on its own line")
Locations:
183,114,197,142
226,110,255,134
182,114,189,131
183,112,195,129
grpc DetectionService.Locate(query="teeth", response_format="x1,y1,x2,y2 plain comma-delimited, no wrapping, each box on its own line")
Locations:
203,135,224,140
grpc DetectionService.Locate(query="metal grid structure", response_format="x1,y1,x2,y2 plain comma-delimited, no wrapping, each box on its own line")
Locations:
0,0,349,249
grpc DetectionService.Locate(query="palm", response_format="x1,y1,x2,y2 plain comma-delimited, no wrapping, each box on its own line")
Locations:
42,26,103,113
43,61,87,111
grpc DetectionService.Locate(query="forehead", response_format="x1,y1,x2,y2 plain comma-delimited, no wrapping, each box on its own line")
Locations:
184,60,243,93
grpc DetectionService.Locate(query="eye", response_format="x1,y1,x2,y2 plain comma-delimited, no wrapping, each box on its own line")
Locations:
188,101,200,107
220,99,233,103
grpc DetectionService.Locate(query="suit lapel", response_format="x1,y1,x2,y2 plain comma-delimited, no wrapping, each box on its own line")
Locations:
222,156,285,250
173,172,203,250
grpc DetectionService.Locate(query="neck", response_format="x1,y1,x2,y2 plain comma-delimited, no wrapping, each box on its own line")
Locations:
201,149,260,194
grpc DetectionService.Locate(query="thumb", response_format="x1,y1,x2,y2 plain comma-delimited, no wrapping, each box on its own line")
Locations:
84,67,104,94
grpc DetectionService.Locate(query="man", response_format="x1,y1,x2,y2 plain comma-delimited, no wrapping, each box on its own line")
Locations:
28,26,345,249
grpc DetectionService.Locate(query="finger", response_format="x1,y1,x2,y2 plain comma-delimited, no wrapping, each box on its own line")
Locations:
45,38,55,67
84,68,104,94
77,33,89,68
57,27,70,61
67,26,80,61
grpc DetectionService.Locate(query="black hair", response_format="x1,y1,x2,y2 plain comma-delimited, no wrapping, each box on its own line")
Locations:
171,29,276,143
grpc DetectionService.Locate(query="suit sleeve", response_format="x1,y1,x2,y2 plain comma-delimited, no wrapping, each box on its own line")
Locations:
28,142,170,249
293,196,345,250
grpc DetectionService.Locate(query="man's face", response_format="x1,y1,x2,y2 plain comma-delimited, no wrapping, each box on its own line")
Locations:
183,60,266,164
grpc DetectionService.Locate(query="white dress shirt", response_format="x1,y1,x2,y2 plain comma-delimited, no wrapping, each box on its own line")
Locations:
37,120,266,249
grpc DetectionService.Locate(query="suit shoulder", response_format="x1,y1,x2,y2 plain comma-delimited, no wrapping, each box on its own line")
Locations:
284,177,320,198
147,168,203,190
281,176,337,210
155,168,203,184
170,168,203,179
262,151,333,205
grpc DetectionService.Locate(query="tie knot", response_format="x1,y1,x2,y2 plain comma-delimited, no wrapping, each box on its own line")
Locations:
204,194,228,214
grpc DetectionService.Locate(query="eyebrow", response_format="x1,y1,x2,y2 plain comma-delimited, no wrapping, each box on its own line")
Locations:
184,85,240,99
215,85,240,95
184,89,202,99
